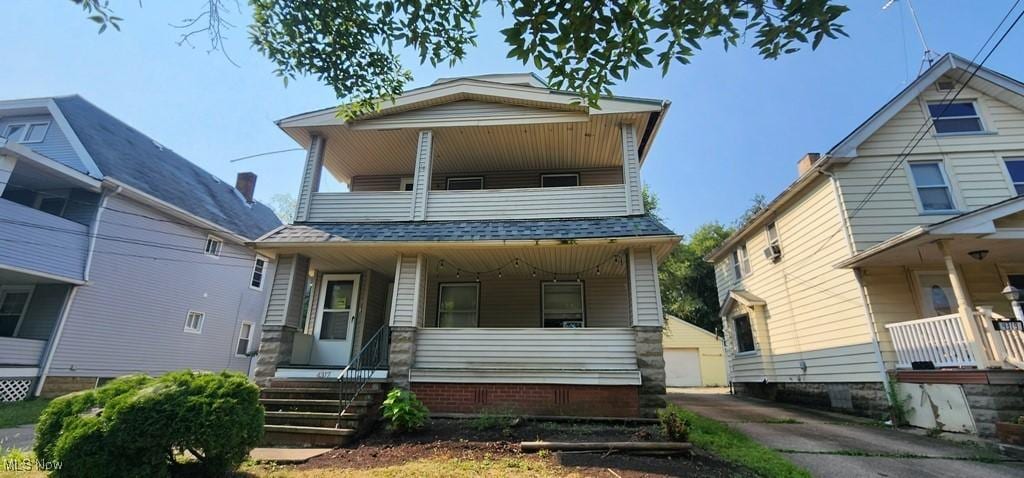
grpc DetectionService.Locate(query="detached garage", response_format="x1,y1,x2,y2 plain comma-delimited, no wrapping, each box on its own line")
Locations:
663,315,728,387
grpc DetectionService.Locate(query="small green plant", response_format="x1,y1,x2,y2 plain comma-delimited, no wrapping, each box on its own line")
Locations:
886,378,912,427
657,404,690,442
469,412,517,431
381,387,429,432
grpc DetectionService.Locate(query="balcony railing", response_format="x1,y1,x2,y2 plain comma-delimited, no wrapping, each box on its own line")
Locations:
0,336,47,367
0,198,89,282
885,314,977,368
303,184,629,222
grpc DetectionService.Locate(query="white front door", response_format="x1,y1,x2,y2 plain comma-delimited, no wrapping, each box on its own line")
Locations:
916,271,958,317
311,274,361,365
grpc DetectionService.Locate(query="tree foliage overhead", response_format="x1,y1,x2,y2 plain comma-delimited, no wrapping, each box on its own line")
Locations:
75,0,849,117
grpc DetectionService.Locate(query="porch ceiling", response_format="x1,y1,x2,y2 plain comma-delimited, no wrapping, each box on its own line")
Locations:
840,234,1024,268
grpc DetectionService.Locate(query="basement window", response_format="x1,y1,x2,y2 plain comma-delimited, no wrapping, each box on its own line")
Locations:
733,315,755,353
928,101,984,134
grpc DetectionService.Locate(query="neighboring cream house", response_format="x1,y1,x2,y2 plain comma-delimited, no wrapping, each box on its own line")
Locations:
252,74,679,446
708,53,1024,437
663,315,727,387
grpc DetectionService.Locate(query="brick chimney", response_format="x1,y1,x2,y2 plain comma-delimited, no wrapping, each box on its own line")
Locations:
797,153,820,177
235,172,257,204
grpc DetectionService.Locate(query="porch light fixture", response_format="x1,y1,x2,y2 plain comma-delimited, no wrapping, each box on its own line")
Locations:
968,249,989,261
1002,284,1022,302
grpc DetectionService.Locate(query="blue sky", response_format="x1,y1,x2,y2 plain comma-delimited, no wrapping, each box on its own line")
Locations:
4,1,1023,236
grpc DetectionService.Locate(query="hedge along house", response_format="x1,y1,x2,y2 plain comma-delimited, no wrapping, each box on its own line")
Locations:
0,96,281,401
252,74,678,443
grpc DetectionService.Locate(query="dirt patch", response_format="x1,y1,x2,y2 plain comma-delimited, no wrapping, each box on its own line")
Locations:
295,418,750,477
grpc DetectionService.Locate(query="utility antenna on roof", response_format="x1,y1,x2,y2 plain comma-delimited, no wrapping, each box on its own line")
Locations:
884,0,939,74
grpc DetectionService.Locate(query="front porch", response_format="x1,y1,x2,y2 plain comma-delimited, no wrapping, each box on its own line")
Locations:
0,275,74,401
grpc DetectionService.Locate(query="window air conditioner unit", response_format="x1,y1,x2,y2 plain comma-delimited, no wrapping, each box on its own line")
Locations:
762,244,782,263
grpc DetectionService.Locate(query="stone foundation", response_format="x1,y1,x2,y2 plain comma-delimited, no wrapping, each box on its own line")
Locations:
962,383,1024,438
39,376,101,398
634,326,666,417
388,326,416,389
734,381,889,419
411,382,640,417
254,326,297,384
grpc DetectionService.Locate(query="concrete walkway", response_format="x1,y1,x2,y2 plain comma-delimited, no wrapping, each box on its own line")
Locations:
667,389,1024,478
0,425,35,451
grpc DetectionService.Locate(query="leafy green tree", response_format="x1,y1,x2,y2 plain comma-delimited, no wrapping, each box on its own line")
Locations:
734,192,769,228
268,192,297,223
72,0,849,117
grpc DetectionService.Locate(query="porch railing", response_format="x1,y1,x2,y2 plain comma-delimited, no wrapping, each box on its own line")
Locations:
975,308,1024,367
885,314,977,369
335,325,390,428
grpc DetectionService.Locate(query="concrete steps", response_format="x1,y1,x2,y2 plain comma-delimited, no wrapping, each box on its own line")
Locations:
259,378,388,447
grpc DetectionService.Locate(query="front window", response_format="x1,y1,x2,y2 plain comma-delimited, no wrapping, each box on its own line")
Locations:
184,311,205,334
0,287,32,337
731,245,751,279
928,101,984,134
1005,158,1024,196
541,174,580,188
437,283,479,327
542,282,585,328
909,162,955,211
236,322,253,356
204,236,223,257
250,256,267,290
733,315,755,353
446,177,484,190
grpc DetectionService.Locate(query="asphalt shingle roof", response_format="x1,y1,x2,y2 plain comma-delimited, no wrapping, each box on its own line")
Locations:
259,216,676,243
53,96,281,239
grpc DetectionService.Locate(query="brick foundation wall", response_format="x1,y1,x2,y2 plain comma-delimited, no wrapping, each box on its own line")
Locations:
39,376,101,398
411,382,640,418
734,381,889,419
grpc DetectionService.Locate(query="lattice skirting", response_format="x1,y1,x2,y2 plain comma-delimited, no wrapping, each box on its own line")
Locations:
0,378,33,402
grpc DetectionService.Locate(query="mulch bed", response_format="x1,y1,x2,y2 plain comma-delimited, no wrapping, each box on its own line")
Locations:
297,418,751,477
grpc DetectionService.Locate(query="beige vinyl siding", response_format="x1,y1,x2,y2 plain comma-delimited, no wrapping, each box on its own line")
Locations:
421,275,630,328
714,177,879,383
350,168,622,191
663,316,728,386
835,84,1024,251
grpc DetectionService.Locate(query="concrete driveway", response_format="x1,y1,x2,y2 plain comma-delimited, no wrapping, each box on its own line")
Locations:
0,425,35,451
667,389,1024,478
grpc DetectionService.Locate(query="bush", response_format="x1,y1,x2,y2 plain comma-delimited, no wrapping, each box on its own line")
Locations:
34,370,263,478
657,404,690,442
380,388,428,432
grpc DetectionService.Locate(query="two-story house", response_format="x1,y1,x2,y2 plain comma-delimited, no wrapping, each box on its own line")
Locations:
0,96,280,402
708,54,1024,437
252,74,678,445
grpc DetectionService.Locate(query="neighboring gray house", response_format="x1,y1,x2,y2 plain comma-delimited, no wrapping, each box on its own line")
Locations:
0,96,281,401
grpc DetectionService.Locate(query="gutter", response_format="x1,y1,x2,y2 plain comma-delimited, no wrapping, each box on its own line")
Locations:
251,234,682,250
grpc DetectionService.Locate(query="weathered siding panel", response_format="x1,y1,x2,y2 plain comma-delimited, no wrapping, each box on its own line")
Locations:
0,337,46,366
0,114,85,173
48,195,274,377
413,328,637,370
425,185,628,220
0,198,88,281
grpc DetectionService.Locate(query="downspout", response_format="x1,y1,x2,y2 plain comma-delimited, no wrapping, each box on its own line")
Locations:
822,170,892,400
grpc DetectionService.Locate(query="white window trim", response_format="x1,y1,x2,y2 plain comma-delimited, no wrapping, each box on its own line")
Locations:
540,173,581,188
0,285,35,338
249,255,269,291
541,281,586,328
731,313,758,355
905,160,961,215
922,98,993,137
184,310,205,334
3,121,50,144
731,244,751,281
446,176,485,190
399,177,414,191
204,235,224,258
999,154,1024,197
235,321,254,357
436,282,480,328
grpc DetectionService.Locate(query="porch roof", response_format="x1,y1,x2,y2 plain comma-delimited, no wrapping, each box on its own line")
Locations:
256,216,676,245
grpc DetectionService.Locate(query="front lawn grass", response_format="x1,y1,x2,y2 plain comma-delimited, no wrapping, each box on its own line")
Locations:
249,456,576,478
669,405,811,478
0,399,50,428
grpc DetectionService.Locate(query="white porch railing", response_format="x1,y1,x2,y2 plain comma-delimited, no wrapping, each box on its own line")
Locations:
1000,324,1024,364
885,314,977,369
975,308,1024,367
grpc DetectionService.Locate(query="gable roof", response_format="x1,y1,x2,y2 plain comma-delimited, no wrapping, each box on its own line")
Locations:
719,290,766,317
51,96,281,240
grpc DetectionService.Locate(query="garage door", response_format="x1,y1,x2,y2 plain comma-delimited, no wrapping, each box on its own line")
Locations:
664,348,702,387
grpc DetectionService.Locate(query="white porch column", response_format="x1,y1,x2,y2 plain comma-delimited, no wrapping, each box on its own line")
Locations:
0,154,16,196
410,131,433,221
937,241,990,368
620,124,644,215
628,247,666,416
388,254,425,388
294,135,325,222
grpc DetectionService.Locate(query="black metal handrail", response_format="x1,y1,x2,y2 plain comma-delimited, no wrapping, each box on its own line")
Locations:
336,325,390,428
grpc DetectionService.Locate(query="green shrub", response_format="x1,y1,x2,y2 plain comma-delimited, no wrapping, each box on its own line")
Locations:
657,404,690,442
34,370,263,478
380,388,428,432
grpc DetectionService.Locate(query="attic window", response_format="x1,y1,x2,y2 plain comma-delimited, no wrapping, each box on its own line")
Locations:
928,101,984,134
3,122,49,143
204,236,223,257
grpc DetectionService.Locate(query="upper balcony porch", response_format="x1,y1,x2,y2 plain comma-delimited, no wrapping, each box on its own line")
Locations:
277,76,667,224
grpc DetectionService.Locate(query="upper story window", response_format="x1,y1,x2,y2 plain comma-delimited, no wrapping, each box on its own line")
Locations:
541,173,580,188
909,161,956,212
731,244,751,280
1005,158,1024,196
184,310,205,334
763,222,782,262
446,177,484,190
732,314,756,353
927,101,984,134
250,256,268,290
400,177,414,191
542,282,585,328
3,122,49,144
437,283,479,327
236,322,253,356
204,236,223,257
